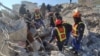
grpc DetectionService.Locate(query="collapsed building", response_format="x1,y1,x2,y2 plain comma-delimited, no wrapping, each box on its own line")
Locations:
0,1,100,56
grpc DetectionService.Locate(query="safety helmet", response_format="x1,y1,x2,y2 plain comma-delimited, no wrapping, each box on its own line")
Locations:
55,19,62,25
73,8,81,18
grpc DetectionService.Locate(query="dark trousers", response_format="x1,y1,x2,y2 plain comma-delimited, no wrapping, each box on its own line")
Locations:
26,29,34,52
57,41,65,51
72,38,81,52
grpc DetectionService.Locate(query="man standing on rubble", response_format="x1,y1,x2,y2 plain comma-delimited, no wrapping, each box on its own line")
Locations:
19,4,34,53
40,3,46,19
48,12,55,27
70,0,72,4
33,8,45,29
71,9,85,54
47,4,52,12
49,19,71,51
25,10,32,35
19,4,27,18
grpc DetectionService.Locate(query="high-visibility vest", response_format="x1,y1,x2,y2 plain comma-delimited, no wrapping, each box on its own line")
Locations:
72,22,83,37
56,26,66,42
35,13,41,19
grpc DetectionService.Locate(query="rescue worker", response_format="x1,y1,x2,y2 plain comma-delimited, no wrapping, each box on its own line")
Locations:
26,10,32,20
47,4,52,12
19,4,27,18
40,3,46,19
48,12,55,27
20,6,33,52
33,8,45,29
49,19,70,51
25,10,34,52
70,0,72,4
25,10,32,28
71,9,85,54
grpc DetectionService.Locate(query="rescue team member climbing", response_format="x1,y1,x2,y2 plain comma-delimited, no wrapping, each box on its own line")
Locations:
49,19,70,51
33,8,45,29
72,9,85,54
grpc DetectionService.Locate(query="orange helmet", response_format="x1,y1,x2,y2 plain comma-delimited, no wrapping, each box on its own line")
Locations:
73,8,81,18
55,19,62,25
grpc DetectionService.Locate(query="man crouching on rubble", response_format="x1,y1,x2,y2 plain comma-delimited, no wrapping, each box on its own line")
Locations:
49,19,71,51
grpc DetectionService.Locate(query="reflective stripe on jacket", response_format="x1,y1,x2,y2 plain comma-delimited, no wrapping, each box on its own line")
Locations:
72,22,83,37
56,26,66,42
34,13,41,19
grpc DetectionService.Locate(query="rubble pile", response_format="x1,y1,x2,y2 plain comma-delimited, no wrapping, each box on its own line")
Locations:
62,3,100,35
0,17,27,41
0,16,27,56
61,3,100,56
0,2,100,56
